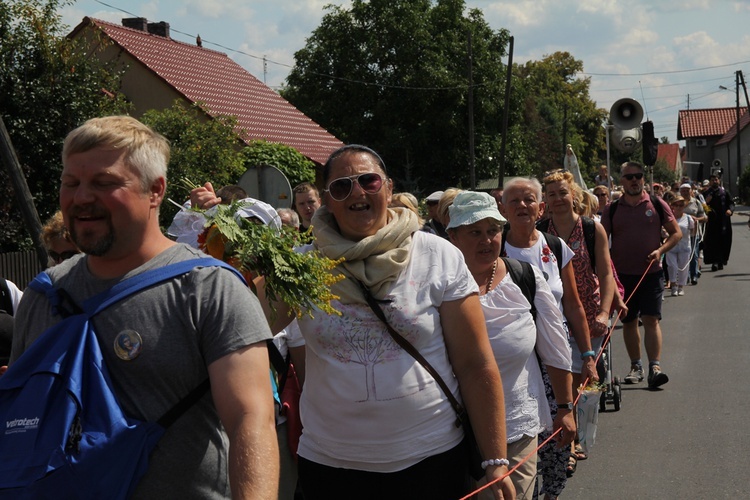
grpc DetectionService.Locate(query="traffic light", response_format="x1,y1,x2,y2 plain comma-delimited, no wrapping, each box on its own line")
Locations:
642,120,658,166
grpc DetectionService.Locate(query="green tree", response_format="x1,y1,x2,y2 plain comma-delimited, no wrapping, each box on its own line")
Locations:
242,140,316,188
0,0,128,251
514,52,605,181
140,102,247,228
282,0,511,193
142,103,318,229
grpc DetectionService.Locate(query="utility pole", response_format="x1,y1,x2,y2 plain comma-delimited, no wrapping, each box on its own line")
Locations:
0,115,47,269
467,31,476,190
735,70,741,196
497,36,514,188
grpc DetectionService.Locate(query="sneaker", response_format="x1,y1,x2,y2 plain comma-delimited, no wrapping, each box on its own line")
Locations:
690,278,698,285
624,366,645,384
670,287,678,297
677,286,684,296
648,366,669,389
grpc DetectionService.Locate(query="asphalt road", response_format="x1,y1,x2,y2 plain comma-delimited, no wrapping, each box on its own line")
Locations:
564,209,750,499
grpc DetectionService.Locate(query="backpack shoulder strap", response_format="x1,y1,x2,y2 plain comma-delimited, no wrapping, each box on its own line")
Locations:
500,224,509,257
83,257,241,316
536,217,551,233
0,277,12,315
580,216,597,270
608,198,620,232
541,232,564,273
650,194,665,225
501,257,537,320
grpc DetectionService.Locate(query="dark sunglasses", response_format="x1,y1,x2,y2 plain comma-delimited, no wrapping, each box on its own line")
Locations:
594,192,608,197
49,250,79,262
324,173,385,201
622,173,644,181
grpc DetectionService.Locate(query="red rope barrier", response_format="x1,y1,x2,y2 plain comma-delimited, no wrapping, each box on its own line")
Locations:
459,259,656,499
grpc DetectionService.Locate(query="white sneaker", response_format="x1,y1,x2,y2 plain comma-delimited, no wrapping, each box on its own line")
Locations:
671,287,678,297
677,286,684,296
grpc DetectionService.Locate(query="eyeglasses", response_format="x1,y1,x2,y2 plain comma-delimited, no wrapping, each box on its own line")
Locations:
622,173,644,181
324,173,385,201
49,250,79,263
594,192,608,197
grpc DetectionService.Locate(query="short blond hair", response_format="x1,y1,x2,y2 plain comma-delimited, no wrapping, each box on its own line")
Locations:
63,116,170,193
391,192,424,224
437,188,463,226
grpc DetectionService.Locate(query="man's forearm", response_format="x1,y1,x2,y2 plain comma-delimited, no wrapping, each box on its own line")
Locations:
228,415,279,499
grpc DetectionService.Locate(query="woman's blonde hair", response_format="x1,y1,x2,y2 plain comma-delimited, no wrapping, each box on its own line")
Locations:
437,188,463,227
391,192,424,224
41,211,71,249
578,190,599,217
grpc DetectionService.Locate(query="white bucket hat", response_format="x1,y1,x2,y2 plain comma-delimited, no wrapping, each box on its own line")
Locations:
446,191,506,230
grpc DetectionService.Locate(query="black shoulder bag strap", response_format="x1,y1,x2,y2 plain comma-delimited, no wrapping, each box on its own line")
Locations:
501,257,537,321
356,280,464,428
540,231,564,274
580,216,597,271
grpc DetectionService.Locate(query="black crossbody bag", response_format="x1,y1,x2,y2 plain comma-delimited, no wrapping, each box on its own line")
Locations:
357,281,485,480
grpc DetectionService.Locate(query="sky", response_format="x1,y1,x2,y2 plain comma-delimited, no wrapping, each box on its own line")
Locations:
58,0,750,146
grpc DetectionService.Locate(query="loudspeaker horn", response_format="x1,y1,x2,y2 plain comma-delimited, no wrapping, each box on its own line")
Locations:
712,159,722,168
611,127,642,154
610,98,644,131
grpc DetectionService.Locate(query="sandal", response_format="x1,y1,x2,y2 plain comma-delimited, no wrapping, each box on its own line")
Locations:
574,444,588,461
566,456,577,477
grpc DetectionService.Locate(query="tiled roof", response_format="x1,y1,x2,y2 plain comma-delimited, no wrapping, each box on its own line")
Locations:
76,17,343,165
677,107,748,140
656,143,680,172
715,109,750,146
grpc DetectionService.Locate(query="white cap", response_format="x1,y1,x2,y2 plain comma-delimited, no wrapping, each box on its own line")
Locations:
425,191,444,202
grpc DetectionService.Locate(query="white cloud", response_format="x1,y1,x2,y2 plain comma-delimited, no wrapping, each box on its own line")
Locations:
484,1,551,28
577,0,621,16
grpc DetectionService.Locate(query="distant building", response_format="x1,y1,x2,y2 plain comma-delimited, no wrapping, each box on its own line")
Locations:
677,106,750,194
69,17,343,177
655,143,684,180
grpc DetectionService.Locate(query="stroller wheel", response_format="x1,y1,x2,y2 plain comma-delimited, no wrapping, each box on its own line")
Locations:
613,382,622,412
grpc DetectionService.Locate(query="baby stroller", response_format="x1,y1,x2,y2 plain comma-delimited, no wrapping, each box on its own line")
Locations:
597,335,621,412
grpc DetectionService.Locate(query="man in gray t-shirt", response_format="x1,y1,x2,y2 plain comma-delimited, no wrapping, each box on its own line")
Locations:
9,116,278,498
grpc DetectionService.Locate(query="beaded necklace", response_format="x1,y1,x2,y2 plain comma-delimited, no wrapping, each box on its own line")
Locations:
485,259,498,294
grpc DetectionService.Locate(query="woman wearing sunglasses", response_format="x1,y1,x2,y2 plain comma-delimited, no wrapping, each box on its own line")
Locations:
260,145,515,499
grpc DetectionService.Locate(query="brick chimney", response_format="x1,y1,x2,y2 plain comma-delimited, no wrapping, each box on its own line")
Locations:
147,21,170,39
122,17,148,31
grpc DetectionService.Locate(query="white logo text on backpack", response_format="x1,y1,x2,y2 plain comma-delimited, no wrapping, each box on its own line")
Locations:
5,417,40,434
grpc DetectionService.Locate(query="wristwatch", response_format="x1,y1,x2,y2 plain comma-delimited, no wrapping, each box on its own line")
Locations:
557,402,574,411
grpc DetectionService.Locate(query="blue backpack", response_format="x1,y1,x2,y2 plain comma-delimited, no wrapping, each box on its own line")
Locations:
0,257,240,499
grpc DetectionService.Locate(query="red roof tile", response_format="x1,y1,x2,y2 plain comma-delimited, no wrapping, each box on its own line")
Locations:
715,109,750,146
677,107,748,140
75,17,343,165
656,143,680,172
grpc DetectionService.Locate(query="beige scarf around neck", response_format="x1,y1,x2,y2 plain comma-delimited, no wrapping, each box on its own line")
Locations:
312,206,419,304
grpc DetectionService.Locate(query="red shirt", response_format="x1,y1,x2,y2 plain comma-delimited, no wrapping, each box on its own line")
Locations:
602,192,674,276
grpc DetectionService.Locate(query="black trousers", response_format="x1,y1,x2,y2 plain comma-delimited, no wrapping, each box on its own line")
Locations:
297,441,470,500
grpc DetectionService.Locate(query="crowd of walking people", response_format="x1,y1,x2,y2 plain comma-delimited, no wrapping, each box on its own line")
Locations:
0,115,738,499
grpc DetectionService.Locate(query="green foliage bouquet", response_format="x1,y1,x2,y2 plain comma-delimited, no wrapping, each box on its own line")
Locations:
194,198,343,319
